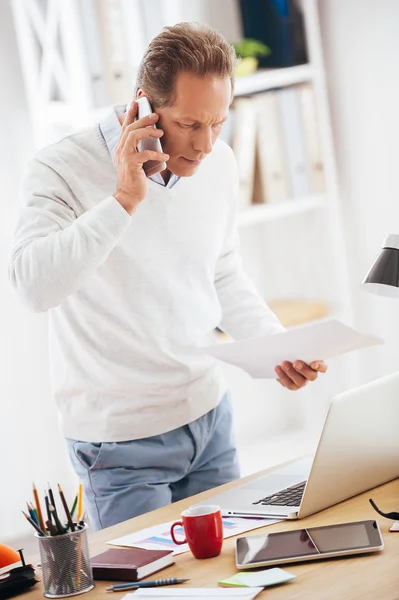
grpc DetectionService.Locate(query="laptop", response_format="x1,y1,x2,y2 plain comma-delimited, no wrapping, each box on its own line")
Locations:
197,372,399,519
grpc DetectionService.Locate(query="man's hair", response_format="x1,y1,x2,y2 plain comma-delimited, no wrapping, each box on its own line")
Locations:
136,22,236,108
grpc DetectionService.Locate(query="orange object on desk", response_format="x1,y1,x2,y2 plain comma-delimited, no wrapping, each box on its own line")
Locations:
0,544,20,569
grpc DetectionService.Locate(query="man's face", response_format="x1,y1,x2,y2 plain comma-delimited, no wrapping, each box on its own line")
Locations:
144,72,231,177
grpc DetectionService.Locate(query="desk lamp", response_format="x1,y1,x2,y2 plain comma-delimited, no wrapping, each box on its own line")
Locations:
362,234,399,298
363,234,399,531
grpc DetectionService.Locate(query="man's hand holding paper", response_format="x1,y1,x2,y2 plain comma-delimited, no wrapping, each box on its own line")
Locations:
275,359,328,391
203,318,383,382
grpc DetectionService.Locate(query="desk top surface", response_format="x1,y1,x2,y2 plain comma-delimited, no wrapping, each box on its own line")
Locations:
26,464,399,600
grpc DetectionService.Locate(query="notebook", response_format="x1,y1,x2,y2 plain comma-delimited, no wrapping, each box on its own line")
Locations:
91,547,174,581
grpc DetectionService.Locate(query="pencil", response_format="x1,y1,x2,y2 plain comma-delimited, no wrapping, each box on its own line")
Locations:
46,519,58,536
31,505,39,525
49,504,66,535
22,510,45,536
44,494,52,523
47,483,60,523
77,482,83,522
32,483,46,533
27,503,38,525
58,484,75,532
70,494,78,518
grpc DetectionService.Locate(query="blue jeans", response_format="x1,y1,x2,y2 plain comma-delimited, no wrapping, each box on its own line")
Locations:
66,393,240,531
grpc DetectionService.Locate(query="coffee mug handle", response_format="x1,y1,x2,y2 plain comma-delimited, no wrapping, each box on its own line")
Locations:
170,521,187,545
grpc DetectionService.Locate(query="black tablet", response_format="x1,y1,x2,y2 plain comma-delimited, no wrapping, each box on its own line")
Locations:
236,520,384,569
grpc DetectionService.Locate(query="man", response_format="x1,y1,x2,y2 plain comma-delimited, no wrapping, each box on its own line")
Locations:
10,23,326,531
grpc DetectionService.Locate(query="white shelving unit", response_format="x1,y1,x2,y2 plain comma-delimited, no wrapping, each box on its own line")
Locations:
234,63,315,96
229,2,353,332
238,194,326,228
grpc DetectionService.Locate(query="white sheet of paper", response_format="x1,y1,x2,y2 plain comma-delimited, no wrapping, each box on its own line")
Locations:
203,318,384,378
126,589,264,598
107,516,279,555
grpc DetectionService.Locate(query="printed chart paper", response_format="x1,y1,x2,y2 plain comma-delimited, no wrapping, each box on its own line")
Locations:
107,516,279,555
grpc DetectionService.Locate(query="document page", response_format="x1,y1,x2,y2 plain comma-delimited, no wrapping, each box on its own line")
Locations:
127,589,264,598
202,318,383,378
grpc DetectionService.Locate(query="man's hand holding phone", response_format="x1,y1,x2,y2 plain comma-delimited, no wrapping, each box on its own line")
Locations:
114,101,169,215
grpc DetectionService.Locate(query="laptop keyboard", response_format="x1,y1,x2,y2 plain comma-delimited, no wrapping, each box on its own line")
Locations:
253,480,306,507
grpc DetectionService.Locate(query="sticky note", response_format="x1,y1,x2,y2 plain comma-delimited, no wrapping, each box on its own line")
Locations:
218,567,295,588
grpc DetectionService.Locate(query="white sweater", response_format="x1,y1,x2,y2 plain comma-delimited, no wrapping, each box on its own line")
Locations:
9,107,284,442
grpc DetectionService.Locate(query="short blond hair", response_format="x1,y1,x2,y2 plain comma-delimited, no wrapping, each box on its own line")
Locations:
136,22,236,108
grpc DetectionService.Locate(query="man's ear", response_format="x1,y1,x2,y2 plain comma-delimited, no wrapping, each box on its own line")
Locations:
136,88,146,99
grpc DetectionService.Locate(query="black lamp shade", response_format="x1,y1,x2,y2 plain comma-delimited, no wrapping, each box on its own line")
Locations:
362,234,399,298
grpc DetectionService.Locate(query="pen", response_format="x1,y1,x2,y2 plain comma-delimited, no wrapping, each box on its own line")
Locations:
106,578,190,591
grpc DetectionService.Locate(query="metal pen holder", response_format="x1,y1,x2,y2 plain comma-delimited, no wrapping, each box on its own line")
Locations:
36,525,94,598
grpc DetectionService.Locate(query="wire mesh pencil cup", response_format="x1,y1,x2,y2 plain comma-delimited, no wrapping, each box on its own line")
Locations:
36,525,94,598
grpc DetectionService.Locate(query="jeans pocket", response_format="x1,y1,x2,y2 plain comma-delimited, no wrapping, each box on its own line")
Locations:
72,441,105,471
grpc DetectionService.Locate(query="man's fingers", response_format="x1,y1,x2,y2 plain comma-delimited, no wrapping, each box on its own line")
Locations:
121,101,138,134
310,360,328,373
119,119,161,152
118,113,159,150
293,361,318,382
137,149,170,164
121,127,164,153
281,361,308,387
275,365,301,391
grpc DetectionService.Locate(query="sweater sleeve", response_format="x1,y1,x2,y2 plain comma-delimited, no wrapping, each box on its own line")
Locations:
214,165,285,340
9,158,131,312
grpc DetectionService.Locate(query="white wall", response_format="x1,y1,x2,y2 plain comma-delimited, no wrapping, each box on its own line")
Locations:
319,0,399,383
0,0,77,545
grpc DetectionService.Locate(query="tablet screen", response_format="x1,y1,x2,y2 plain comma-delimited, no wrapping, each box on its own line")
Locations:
236,520,380,566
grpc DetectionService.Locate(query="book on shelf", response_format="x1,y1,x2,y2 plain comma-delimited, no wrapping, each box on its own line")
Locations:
297,83,326,194
277,86,310,198
255,91,289,204
230,81,325,209
231,96,258,211
90,547,174,582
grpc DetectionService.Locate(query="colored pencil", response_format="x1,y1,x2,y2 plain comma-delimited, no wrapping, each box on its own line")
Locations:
49,504,66,535
22,510,45,536
32,482,46,533
45,494,52,522
27,502,38,525
58,484,75,532
70,494,78,518
77,482,83,522
46,519,58,536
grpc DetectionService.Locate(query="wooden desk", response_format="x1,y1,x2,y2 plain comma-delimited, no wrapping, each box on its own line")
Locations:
28,466,399,599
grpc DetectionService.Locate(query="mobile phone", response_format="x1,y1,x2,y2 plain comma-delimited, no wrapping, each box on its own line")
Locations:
235,520,384,569
136,96,167,177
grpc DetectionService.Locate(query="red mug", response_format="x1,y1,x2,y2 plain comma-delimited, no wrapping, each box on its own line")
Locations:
170,505,223,559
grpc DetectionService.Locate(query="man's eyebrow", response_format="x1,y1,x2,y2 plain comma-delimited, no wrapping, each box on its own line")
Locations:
178,116,228,123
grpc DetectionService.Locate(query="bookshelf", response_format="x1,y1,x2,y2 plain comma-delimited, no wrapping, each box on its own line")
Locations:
234,63,315,97
225,1,352,338
237,194,325,227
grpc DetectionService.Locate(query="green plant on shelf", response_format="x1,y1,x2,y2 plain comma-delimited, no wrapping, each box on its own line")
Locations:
232,39,270,77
